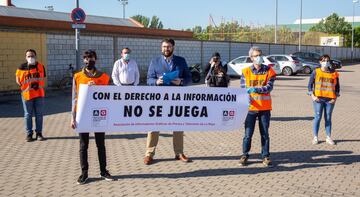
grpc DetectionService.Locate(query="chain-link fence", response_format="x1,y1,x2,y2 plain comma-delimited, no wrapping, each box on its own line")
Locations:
194,27,343,46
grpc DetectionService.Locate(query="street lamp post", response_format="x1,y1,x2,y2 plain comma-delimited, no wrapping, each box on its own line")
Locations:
75,0,80,70
275,0,278,44
299,0,303,51
119,0,128,19
352,0,359,61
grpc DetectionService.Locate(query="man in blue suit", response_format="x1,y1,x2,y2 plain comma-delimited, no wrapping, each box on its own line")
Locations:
144,38,192,165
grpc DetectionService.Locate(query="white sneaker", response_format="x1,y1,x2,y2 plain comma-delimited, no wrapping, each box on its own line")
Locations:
326,136,336,145
312,136,319,145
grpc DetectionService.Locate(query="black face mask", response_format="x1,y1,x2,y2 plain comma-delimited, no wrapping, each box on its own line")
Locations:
85,60,96,70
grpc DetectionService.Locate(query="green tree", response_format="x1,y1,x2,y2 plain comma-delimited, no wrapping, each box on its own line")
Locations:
345,26,360,47
149,16,163,29
131,15,164,29
309,13,352,46
157,21,164,29
309,13,351,34
131,15,150,28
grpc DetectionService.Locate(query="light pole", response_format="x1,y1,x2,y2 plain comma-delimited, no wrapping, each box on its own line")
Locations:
119,0,128,19
352,0,359,61
275,0,278,44
75,0,80,70
299,0,303,51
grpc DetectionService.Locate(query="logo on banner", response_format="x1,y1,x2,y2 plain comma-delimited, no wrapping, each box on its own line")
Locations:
222,109,235,125
92,108,108,127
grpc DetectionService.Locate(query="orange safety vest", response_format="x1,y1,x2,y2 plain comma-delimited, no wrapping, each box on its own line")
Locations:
72,68,110,112
314,68,339,99
16,63,46,101
243,66,276,111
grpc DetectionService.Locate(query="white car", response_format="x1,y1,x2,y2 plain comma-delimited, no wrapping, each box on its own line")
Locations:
227,56,281,77
266,55,303,76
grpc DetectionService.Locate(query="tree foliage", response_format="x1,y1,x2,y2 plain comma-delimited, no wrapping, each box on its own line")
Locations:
309,13,351,35
131,15,163,29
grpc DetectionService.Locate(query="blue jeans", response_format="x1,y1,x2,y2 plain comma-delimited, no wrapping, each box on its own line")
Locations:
242,110,271,158
313,101,335,137
21,96,44,135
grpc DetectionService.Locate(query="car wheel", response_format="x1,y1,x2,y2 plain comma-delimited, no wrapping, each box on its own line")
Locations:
303,66,312,74
282,67,293,76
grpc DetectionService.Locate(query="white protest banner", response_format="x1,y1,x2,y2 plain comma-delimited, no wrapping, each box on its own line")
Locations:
75,84,249,132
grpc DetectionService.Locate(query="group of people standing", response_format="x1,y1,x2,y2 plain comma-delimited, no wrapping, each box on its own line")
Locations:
15,38,340,185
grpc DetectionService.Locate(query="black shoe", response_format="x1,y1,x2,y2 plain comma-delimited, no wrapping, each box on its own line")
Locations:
77,173,88,185
36,133,46,141
100,170,114,181
26,134,34,142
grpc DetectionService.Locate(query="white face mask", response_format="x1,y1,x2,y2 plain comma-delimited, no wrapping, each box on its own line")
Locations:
253,56,264,65
27,57,36,65
321,62,330,68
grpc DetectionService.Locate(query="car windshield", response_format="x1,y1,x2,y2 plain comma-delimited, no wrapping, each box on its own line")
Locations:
232,57,246,64
291,56,300,61
313,53,321,59
266,57,277,63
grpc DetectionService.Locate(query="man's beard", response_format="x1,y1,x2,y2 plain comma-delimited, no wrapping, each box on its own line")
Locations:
162,50,173,57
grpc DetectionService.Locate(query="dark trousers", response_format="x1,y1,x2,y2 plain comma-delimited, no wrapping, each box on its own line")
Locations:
79,132,107,174
242,110,271,158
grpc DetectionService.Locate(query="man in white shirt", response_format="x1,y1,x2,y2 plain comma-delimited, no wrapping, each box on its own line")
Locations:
112,47,140,86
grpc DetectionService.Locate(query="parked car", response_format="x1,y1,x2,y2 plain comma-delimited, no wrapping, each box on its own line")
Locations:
267,55,303,76
227,56,281,77
296,57,320,74
291,51,342,69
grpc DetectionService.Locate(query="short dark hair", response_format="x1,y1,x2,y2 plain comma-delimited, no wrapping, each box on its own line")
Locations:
121,47,131,53
212,52,221,58
161,38,175,46
25,49,37,56
320,54,331,61
83,49,97,60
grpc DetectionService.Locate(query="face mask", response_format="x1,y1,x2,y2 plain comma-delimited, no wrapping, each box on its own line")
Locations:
27,57,36,65
123,54,130,61
321,62,330,68
253,56,264,65
85,60,96,70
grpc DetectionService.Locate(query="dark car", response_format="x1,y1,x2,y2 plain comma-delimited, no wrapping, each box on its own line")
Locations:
291,51,342,69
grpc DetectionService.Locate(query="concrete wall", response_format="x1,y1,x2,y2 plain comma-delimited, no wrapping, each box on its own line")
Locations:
1,29,360,91
47,34,114,85
0,31,47,91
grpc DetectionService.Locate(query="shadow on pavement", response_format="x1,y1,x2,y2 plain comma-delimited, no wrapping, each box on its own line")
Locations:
337,70,354,73
276,76,306,81
334,139,360,144
271,116,313,121
109,150,358,180
45,133,172,140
